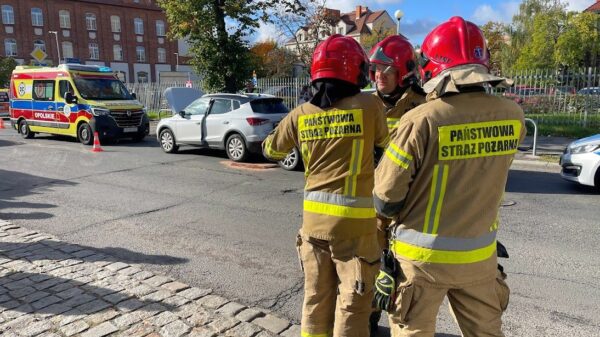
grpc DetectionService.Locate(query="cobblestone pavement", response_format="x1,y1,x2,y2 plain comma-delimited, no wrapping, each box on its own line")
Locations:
0,220,300,337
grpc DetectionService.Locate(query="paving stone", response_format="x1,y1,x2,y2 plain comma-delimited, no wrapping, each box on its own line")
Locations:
188,327,216,337
160,319,191,337
21,290,50,303
187,311,214,327
118,266,141,276
103,292,131,304
118,321,156,337
105,262,129,272
128,283,155,297
1,314,35,330
280,324,301,337
37,303,74,318
0,294,10,302
60,320,90,336
148,311,179,327
117,298,145,312
216,302,246,317
49,282,73,293
32,295,62,310
162,295,190,307
37,332,61,337
179,287,212,300
235,308,265,322
56,287,84,299
28,273,52,282
113,308,156,328
3,307,27,319
58,244,82,253
144,275,172,287
80,321,118,337
71,249,96,258
63,293,96,307
254,331,277,337
8,286,36,298
132,270,154,280
4,278,35,290
174,302,204,319
76,299,111,314
197,294,229,309
54,309,85,326
143,289,172,302
34,278,66,290
225,322,263,337
208,316,240,333
162,281,189,293
252,314,290,334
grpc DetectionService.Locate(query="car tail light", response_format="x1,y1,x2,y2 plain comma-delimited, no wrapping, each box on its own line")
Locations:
246,117,270,126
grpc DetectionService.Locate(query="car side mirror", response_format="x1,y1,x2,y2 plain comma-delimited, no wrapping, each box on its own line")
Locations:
131,93,137,100
178,110,186,118
64,92,77,104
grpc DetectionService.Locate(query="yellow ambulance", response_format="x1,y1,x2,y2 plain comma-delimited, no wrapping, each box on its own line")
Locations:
10,64,149,144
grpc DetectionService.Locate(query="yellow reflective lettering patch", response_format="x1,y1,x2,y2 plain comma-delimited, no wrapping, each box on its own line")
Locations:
438,120,521,160
298,109,364,141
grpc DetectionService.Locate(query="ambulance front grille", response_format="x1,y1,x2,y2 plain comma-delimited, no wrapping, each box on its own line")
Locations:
109,109,144,127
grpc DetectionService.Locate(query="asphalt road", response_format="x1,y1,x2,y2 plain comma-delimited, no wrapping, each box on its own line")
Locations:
0,128,598,336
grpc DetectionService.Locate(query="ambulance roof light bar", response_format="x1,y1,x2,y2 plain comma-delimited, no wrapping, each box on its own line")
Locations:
58,64,114,73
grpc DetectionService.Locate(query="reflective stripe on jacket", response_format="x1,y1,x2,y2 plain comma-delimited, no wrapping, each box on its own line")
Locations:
263,92,388,240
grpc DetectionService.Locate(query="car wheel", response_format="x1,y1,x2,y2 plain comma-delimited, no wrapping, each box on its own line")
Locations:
159,129,178,153
226,133,248,162
19,120,34,139
595,168,600,192
279,147,302,171
78,122,93,145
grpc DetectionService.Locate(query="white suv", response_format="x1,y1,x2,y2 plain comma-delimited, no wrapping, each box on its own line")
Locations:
157,92,289,162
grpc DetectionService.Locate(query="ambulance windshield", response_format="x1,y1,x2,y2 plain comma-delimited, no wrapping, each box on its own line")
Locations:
73,77,134,101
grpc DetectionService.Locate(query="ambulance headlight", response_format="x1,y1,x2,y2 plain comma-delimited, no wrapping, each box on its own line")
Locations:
91,107,110,116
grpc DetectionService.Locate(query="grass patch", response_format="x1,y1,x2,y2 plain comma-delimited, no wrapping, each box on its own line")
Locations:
525,113,599,138
147,110,173,121
539,154,560,163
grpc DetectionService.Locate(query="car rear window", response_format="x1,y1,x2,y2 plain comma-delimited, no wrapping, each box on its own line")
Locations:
250,98,289,114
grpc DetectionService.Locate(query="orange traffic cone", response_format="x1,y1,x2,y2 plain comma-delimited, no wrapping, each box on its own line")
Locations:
91,131,103,152
0,118,5,129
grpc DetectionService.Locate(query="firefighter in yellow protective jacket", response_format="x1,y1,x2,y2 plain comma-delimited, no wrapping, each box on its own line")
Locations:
372,17,525,337
263,34,389,337
367,34,426,336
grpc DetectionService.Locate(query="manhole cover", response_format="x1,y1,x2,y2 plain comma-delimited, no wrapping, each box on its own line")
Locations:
501,200,516,207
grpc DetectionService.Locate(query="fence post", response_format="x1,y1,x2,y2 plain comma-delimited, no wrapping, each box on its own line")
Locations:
584,67,592,128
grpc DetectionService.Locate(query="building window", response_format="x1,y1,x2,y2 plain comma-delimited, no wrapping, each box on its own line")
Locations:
136,46,145,62
89,43,99,60
62,41,73,59
2,5,14,25
86,13,97,31
59,10,70,29
137,71,148,83
111,15,121,33
156,20,165,36
134,18,144,35
4,38,16,56
113,45,123,61
338,27,344,34
157,48,166,63
33,40,46,52
31,8,43,27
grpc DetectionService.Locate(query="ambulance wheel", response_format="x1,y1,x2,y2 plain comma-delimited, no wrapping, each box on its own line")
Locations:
159,129,178,153
226,133,248,162
78,122,93,145
19,120,34,139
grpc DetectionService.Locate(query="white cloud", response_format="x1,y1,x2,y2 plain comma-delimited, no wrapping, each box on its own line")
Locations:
471,2,520,24
252,22,287,45
565,0,594,12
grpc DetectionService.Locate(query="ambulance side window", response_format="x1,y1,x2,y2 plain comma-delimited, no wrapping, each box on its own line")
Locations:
32,80,55,101
59,80,72,101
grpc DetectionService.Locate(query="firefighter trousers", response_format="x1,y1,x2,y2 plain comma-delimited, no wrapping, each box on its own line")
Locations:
389,268,510,337
296,231,380,337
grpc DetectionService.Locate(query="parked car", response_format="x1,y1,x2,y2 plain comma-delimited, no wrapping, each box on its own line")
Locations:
577,87,600,95
503,86,548,105
0,89,9,118
263,86,301,108
157,92,290,162
560,134,600,190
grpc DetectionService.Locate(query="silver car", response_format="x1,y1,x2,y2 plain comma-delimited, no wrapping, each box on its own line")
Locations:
157,92,289,162
560,134,600,190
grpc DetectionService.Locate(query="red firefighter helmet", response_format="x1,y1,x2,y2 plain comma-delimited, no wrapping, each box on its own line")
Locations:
419,16,489,82
311,34,370,88
368,35,417,85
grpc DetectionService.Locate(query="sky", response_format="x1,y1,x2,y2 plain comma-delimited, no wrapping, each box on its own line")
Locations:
253,0,596,46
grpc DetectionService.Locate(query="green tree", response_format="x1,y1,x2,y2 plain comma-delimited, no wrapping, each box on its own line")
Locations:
514,10,566,70
481,22,509,74
249,40,295,78
158,0,303,93
0,57,17,88
361,21,396,51
554,12,600,68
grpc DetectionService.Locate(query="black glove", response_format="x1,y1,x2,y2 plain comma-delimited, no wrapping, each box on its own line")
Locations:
373,249,399,311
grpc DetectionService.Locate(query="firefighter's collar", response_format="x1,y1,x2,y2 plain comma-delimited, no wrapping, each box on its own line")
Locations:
422,64,513,97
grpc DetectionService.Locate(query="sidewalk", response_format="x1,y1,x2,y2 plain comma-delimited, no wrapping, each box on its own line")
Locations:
0,220,299,337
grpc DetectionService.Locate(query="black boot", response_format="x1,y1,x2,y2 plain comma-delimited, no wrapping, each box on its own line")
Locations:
369,310,382,337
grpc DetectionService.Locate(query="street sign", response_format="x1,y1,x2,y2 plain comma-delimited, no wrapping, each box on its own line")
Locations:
30,47,47,63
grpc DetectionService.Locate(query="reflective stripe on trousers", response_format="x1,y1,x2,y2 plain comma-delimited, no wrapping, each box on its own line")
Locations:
304,191,375,219
390,228,497,264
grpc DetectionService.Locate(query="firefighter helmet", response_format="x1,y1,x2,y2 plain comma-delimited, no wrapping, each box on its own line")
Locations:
419,16,489,82
311,34,370,88
368,35,417,85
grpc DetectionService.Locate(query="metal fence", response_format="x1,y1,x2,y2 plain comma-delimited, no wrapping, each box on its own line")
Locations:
129,70,600,129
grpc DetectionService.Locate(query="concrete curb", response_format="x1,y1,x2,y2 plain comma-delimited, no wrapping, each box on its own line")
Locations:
0,220,298,337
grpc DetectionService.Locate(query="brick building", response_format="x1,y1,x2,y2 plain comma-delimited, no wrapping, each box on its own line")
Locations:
0,0,193,83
